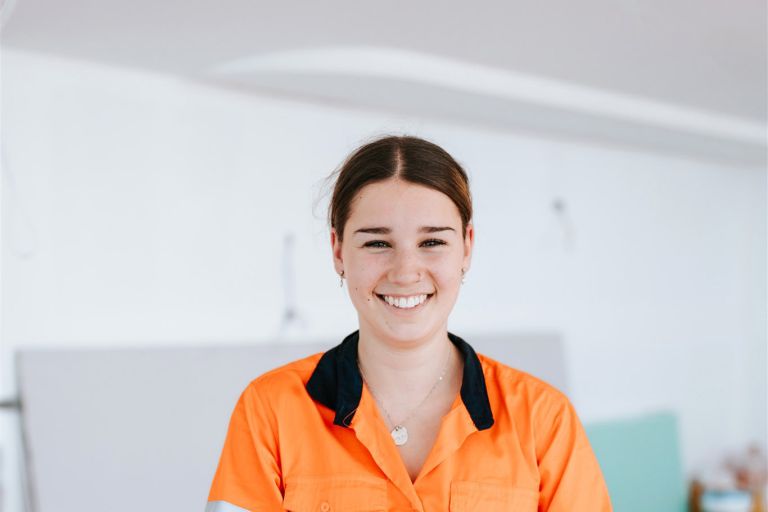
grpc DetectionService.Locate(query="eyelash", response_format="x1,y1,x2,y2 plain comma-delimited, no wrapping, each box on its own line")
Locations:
363,239,447,248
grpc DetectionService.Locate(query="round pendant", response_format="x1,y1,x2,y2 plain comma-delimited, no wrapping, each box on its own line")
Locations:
391,425,408,446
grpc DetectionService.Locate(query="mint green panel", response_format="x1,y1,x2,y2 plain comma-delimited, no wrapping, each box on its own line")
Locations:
585,412,687,512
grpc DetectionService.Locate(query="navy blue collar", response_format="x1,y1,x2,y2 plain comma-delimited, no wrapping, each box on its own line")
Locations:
306,331,494,431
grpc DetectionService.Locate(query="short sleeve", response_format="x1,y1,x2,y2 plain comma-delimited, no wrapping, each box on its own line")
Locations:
535,394,612,511
207,383,283,511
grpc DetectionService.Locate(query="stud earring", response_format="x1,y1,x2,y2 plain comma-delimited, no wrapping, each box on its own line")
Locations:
339,270,345,288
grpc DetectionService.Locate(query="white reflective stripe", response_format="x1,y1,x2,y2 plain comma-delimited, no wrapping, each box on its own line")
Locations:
205,501,250,512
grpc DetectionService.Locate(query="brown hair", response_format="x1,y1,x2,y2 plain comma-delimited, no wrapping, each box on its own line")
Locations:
329,135,472,241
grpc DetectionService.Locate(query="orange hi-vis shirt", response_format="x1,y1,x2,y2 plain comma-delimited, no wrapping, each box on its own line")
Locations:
207,332,612,511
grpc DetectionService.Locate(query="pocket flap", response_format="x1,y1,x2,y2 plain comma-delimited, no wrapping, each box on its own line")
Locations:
450,481,538,511
283,475,387,512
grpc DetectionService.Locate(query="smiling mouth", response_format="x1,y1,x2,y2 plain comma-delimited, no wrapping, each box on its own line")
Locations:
375,293,434,310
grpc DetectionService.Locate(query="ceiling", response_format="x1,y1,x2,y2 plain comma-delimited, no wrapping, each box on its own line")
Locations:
2,0,766,162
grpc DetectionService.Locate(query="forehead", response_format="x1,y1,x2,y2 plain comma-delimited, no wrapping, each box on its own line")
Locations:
346,179,461,230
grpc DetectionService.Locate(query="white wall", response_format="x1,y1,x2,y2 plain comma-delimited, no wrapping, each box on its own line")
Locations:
1,48,765,510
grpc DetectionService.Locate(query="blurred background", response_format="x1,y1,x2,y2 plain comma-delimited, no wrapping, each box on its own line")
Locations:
0,0,765,511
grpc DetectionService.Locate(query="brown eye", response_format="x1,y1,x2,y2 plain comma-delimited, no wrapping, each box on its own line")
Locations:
421,239,447,247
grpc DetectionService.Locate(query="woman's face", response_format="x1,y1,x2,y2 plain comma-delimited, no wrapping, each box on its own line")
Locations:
331,179,473,346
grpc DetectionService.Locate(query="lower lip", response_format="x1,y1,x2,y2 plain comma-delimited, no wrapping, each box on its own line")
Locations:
377,294,433,312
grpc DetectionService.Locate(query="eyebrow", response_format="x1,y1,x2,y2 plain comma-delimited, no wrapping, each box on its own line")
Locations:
353,226,456,235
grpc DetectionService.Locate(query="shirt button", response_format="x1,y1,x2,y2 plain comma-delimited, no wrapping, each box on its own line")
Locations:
319,502,331,512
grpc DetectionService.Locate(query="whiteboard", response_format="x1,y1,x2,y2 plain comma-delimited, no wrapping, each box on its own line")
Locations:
16,333,564,512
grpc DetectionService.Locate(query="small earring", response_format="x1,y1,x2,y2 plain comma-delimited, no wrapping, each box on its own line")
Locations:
461,268,466,285
339,270,345,288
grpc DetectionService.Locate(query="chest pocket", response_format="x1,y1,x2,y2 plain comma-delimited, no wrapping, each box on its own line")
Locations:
450,481,538,512
283,475,388,512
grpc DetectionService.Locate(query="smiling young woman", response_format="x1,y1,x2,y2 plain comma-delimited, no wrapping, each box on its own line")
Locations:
206,136,612,512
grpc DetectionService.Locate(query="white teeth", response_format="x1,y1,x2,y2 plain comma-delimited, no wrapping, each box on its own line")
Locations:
381,294,429,309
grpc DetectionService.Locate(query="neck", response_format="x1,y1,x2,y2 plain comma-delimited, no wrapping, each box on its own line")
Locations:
356,326,460,405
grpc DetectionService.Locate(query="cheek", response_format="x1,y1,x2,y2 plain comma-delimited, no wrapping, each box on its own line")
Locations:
346,269,379,299
349,254,386,281
436,272,462,290
427,253,463,277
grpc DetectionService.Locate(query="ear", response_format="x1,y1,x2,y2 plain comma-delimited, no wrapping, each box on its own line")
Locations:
330,228,344,275
462,223,474,271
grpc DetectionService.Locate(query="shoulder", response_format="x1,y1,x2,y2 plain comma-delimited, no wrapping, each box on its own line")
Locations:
476,352,573,420
240,352,324,406
476,353,591,456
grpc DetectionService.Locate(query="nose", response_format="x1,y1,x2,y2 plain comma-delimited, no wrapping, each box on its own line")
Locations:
387,247,423,285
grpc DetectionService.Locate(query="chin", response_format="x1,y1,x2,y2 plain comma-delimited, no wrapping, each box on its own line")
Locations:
374,322,444,345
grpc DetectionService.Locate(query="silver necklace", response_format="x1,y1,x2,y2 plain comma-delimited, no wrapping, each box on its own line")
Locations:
358,345,452,446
